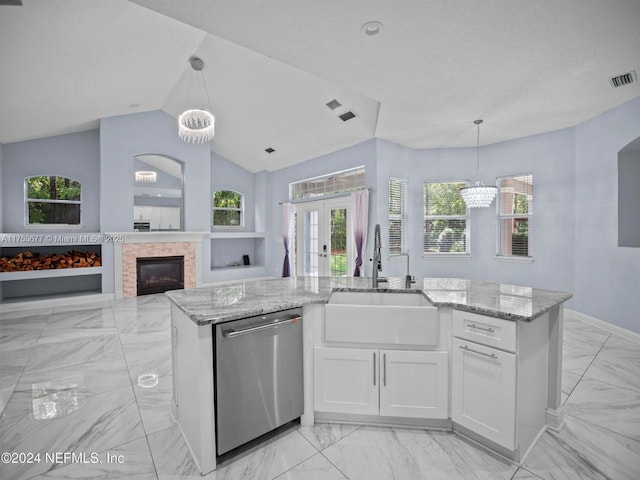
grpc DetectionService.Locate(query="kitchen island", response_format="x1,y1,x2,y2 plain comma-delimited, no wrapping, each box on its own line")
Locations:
166,277,571,474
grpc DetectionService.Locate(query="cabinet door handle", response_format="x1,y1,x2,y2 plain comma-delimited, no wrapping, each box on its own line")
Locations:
468,323,495,333
373,352,377,386
383,353,387,387
459,345,498,359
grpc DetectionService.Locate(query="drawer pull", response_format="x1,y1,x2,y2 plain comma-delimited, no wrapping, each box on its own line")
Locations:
468,323,495,333
460,345,498,359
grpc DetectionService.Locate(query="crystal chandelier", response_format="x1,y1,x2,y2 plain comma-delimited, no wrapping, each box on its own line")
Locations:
135,171,157,183
178,56,215,145
460,119,497,208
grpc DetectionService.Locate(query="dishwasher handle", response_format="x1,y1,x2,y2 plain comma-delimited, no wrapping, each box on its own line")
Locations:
223,314,302,339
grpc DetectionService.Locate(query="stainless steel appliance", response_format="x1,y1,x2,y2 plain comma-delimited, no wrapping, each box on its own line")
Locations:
215,308,304,455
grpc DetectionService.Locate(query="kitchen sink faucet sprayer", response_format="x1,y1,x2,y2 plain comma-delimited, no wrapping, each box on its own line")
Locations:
372,224,388,288
405,251,416,289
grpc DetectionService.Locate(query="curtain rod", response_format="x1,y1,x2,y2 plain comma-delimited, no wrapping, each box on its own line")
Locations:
279,187,374,205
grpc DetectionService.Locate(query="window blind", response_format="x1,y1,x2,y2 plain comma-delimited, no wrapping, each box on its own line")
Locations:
290,166,365,200
424,181,469,254
497,174,533,257
388,177,407,256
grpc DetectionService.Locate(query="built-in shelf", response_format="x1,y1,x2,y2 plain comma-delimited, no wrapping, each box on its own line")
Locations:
0,236,105,304
211,265,263,271
0,266,103,281
209,232,266,239
0,232,105,247
0,290,106,310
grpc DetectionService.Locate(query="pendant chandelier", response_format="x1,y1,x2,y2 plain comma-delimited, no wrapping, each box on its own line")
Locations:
178,56,215,145
460,119,497,208
134,171,157,183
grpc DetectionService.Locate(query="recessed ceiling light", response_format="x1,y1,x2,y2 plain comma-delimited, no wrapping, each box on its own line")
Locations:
361,21,383,36
157,194,162,197
265,147,275,154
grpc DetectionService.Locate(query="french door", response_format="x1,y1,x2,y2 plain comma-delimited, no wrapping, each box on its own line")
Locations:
295,199,351,277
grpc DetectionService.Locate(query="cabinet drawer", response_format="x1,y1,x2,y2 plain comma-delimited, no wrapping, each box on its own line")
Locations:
452,310,516,352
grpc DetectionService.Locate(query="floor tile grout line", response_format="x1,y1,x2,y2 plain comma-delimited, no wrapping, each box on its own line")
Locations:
113,299,166,480
564,331,611,404
573,371,640,395
0,308,52,420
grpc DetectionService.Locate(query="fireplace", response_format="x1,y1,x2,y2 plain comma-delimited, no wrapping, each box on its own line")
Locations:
136,256,184,296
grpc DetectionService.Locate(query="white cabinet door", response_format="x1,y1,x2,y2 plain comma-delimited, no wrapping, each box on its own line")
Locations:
160,207,181,230
314,346,379,415
451,338,516,449
380,350,448,419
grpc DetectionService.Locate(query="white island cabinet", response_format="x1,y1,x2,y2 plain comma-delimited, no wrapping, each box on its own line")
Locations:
314,347,448,419
451,309,550,459
166,277,571,475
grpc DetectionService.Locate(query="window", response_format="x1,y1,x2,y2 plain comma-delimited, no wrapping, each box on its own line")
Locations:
497,174,533,257
25,176,81,225
213,190,243,227
388,177,408,256
424,181,469,255
290,166,365,200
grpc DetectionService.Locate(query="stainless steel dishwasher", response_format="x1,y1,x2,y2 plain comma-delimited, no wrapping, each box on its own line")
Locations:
215,307,303,455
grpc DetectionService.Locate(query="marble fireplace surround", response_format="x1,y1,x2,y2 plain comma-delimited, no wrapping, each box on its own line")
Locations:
110,232,207,299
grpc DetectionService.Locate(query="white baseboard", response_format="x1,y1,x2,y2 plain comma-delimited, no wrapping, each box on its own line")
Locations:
545,408,565,432
565,309,640,344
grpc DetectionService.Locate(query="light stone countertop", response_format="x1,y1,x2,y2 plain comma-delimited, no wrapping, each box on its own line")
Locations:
166,277,572,326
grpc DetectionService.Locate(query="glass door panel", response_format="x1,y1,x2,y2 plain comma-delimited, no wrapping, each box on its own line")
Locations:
329,206,348,277
295,200,350,277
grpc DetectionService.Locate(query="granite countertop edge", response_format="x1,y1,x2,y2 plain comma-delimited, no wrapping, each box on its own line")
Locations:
167,278,572,326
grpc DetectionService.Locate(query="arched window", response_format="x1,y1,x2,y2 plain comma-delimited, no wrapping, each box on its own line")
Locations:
213,190,244,227
25,175,81,225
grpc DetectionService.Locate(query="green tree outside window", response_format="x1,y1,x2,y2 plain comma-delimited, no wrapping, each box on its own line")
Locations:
26,176,81,225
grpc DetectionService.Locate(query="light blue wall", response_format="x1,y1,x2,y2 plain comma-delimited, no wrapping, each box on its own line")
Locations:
366,130,576,297
1,130,101,232
574,96,640,332
100,110,210,232
266,140,378,277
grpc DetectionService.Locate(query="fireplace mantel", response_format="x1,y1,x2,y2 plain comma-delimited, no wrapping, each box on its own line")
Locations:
107,232,209,244
110,232,207,299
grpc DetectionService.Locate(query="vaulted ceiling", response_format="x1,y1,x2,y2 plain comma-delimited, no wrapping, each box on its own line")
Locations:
1,0,639,172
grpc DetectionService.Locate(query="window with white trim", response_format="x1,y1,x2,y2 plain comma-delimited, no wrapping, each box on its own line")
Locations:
497,174,533,257
290,166,365,200
424,181,469,255
388,177,408,256
25,175,81,225
213,190,244,227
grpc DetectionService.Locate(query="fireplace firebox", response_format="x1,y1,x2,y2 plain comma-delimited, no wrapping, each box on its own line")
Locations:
136,256,184,296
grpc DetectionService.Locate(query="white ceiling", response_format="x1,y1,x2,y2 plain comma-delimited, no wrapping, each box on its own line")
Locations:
1,0,639,173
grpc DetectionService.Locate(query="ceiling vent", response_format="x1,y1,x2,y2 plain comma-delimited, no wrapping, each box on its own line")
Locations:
264,147,275,154
339,111,357,122
609,71,637,88
326,99,342,111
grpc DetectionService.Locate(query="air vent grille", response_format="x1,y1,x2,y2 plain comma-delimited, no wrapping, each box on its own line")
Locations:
610,71,637,88
326,99,342,110
339,111,356,122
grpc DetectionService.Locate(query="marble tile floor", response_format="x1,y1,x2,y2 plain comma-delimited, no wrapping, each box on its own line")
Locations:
0,295,639,480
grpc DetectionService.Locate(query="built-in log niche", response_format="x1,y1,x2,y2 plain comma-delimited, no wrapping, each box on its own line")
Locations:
0,244,103,302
